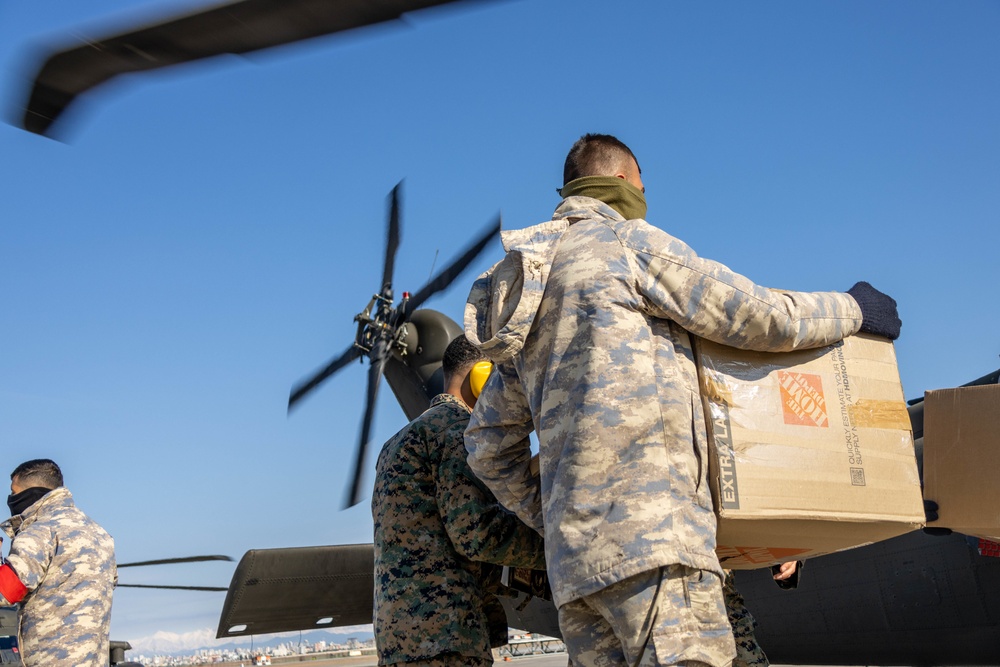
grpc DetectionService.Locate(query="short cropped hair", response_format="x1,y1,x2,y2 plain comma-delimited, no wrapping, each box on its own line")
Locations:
11,459,64,489
442,335,487,384
563,133,641,185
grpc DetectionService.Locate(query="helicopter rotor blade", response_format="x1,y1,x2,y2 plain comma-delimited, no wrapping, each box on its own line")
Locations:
118,555,233,568
404,214,501,315
117,584,229,592
381,182,402,292
21,0,475,137
344,338,390,508
288,343,364,412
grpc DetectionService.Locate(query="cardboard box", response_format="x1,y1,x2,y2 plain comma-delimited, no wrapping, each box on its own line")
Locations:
695,333,925,569
922,384,1000,541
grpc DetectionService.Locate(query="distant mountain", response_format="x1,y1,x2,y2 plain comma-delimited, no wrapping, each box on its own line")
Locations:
129,625,374,657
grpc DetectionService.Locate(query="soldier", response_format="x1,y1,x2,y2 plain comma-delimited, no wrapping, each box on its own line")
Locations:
464,133,901,667
0,459,116,667
726,561,799,667
371,334,546,667
725,571,765,667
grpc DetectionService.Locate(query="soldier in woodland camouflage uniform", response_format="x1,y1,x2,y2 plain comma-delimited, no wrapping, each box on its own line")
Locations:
726,561,800,667
725,571,765,667
372,335,546,667
1,459,116,667
464,134,901,667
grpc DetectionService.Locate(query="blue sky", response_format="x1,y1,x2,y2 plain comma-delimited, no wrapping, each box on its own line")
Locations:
1,0,998,647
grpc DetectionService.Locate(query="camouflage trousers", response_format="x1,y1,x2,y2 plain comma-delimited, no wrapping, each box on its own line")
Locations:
558,565,735,667
723,571,768,667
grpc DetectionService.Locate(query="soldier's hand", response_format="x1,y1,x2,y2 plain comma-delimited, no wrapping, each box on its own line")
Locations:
846,281,902,340
771,560,802,589
772,561,798,581
922,499,953,536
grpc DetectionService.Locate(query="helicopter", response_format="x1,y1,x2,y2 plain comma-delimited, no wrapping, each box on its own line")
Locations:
286,182,500,508
218,181,556,640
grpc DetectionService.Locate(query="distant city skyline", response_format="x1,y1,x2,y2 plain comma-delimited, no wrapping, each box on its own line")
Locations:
128,625,374,661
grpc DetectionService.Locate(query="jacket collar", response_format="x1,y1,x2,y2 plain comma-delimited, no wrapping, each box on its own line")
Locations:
553,195,627,225
2,487,72,536
465,197,625,363
431,392,472,413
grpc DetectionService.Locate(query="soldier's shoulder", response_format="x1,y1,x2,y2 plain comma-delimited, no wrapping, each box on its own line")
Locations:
52,506,115,548
420,398,471,432
379,402,460,455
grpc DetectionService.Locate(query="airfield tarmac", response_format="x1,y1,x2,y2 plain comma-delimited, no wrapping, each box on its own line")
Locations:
208,654,570,667
206,658,830,667
206,655,826,667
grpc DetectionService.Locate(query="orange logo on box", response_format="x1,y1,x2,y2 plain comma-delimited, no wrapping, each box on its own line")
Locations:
778,371,828,427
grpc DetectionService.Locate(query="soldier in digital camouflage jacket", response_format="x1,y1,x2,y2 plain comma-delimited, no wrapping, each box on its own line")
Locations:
1,460,116,667
464,134,869,666
372,336,546,667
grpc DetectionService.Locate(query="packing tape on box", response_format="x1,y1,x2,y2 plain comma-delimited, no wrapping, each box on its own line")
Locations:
848,399,911,430
701,372,910,431
700,374,734,406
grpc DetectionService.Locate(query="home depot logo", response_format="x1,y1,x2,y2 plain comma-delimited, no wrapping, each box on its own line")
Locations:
778,371,829,427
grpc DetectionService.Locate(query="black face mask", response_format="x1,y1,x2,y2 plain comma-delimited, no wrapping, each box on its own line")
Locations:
7,487,51,517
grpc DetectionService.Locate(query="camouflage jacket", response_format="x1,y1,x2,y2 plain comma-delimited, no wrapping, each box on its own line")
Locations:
371,393,546,666
1,487,116,667
464,196,862,608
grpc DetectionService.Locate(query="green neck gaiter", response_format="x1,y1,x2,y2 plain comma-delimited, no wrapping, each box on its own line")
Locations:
559,176,647,220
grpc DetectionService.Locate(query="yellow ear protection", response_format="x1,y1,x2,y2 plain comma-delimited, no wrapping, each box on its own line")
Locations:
469,361,494,398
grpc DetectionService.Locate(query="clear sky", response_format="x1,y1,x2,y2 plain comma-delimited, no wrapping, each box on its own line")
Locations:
1,0,998,650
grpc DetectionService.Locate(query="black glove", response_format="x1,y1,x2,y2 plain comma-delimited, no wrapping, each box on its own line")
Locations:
922,499,952,536
847,281,902,340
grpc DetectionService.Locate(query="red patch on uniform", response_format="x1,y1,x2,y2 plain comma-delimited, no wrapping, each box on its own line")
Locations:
0,564,27,603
